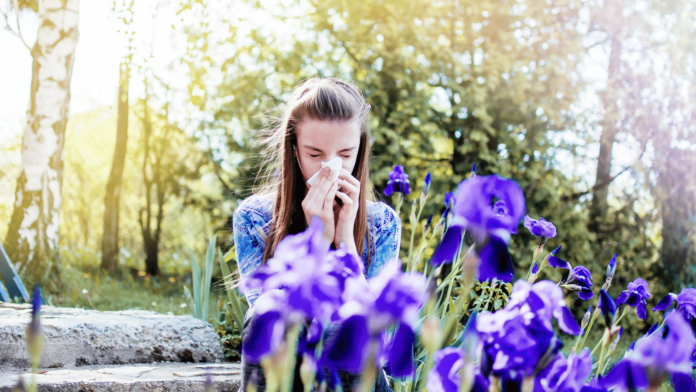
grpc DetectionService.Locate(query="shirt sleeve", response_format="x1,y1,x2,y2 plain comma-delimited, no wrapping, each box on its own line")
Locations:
368,203,402,277
232,205,267,307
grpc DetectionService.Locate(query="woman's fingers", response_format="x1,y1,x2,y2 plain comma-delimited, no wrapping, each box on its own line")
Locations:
306,168,329,205
323,182,339,212
335,191,353,207
337,169,360,188
317,171,335,208
336,179,359,197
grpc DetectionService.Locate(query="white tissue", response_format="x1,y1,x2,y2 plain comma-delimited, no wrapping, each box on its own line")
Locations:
306,156,343,186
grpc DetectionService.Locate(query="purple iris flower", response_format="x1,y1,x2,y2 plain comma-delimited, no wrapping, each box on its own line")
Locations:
477,280,580,381
241,218,364,362
479,309,561,381
606,254,617,280
425,214,433,232
431,174,525,269
565,266,594,300
384,165,410,196
602,311,696,390
524,216,557,243
471,162,477,175
324,261,429,378
422,172,432,196
548,255,571,270
29,285,42,336
427,347,489,392
453,175,526,241
534,349,592,392
598,290,616,328
532,263,539,275
500,280,581,336
242,218,363,324
444,191,455,208
615,278,652,320
653,288,696,321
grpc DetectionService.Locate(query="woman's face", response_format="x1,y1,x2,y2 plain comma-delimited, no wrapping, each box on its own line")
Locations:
295,118,362,184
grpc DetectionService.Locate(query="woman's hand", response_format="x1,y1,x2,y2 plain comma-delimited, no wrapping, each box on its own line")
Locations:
334,168,361,253
301,167,338,244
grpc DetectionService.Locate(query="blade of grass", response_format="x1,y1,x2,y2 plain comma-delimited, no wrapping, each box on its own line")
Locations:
202,234,217,322
190,247,202,319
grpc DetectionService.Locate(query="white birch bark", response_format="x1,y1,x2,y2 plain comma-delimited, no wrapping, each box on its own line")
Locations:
4,0,80,273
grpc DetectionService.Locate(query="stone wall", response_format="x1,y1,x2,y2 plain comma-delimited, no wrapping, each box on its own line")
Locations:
0,303,225,371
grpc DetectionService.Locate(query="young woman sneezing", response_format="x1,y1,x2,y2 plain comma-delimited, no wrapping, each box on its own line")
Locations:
233,77,401,391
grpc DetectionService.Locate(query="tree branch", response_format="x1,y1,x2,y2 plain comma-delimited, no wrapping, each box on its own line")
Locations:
563,132,652,201
3,0,33,54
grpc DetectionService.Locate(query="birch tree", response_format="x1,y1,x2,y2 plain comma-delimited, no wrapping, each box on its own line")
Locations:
4,0,80,276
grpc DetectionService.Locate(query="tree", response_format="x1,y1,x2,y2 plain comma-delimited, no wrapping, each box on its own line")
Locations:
101,0,135,271
187,0,605,269
587,0,626,235
137,79,206,276
4,0,80,279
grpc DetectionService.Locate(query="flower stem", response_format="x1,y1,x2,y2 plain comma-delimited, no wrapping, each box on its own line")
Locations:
525,246,544,281
577,308,600,352
412,225,441,273
358,341,378,392
280,324,302,392
591,306,628,356
596,330,610,378
440,234,466,317
408,201,423,265
394,193,404,215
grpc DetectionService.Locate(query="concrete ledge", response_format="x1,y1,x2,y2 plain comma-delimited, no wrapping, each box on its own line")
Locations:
0,363,242,391
0,303,225,370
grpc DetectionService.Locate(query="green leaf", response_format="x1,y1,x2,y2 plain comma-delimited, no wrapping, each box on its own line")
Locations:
190,247,202,320
219,247,246,331
202,234,217,322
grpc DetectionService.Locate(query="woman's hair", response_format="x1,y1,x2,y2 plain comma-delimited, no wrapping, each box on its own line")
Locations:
256,77,375,265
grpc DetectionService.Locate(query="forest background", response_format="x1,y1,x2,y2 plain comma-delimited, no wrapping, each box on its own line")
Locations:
1,0,695,341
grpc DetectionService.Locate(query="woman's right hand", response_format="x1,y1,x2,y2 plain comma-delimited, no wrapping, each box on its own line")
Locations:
301,167,338,244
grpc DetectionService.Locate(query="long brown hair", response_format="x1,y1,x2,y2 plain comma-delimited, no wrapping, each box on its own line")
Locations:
256,77,374,265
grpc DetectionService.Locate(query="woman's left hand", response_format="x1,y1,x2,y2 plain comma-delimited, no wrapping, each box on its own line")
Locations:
334,168,360,252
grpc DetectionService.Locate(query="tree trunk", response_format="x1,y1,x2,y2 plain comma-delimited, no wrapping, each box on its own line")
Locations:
654,149,696,291
588,7,623,234
4,0,80,276
101,65,130,270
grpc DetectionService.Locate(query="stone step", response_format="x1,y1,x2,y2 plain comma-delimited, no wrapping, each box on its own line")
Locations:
0,363,242,391
0,303,224,370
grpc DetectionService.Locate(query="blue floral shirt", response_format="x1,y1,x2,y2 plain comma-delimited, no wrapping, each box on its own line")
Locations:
233,194,402,306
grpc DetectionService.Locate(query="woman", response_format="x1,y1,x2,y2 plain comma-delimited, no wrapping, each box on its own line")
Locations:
233,77,401,391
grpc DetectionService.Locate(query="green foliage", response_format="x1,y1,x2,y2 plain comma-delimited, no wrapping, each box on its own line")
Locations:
185,234,217,321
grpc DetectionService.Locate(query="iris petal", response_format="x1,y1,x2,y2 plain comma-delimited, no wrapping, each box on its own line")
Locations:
636,302,647,320
477,236,514,283
242,310,285,363
548,256,571,270
653,294,675,311
323,315,370,373
431,226,464,268
671,373,696,392
558,306,582,336
384,323,416,378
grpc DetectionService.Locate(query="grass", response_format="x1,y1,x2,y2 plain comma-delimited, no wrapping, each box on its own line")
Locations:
29,254,228,318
